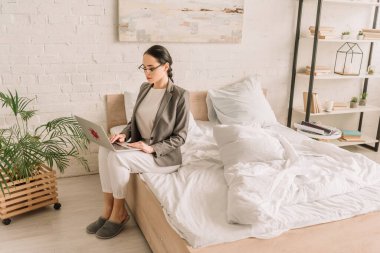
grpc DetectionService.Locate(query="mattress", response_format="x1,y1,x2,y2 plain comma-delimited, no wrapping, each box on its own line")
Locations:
141,122,380,248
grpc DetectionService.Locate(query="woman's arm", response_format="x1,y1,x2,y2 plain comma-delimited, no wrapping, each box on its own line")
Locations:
151,91,190,157
119,121,131,141
109,120,131,143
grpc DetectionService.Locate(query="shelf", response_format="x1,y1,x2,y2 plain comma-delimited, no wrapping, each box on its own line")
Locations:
301,36,380,43
296,72,380,79
323,0,380,6
297,126,379,147
293,104,380,115
289,0,380,152
329,135,379,147
296,125,379,147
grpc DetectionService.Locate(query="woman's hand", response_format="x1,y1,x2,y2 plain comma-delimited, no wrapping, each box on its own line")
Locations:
127,141,155,154
109,134,127,143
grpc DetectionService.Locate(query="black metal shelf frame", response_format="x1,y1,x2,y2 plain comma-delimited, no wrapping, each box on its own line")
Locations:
287,0,380,152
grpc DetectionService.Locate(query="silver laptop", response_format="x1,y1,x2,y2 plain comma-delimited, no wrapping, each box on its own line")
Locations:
75,115,139,152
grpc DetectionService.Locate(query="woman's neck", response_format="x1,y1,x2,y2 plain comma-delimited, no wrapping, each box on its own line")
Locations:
153,76,169,89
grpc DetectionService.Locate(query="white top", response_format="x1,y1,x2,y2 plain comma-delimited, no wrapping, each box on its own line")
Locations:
135,87,166,143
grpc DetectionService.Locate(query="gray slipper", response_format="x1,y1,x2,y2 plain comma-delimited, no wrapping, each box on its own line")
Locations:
86,216,107,234
95,215,130,239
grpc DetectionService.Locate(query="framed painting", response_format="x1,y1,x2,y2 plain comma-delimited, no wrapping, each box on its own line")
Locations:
119,0,244,43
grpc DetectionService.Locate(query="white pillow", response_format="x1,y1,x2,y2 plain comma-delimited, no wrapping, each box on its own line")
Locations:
206,93,220,123
213,124,285,168
124,91,138,121
207,77,277,126
188,112,202,136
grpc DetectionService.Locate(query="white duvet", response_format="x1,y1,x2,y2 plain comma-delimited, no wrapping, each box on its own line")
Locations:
142,122,380,248
214,124,380,233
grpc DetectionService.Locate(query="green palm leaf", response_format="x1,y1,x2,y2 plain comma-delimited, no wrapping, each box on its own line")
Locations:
0,90,34,117
19,110,37,122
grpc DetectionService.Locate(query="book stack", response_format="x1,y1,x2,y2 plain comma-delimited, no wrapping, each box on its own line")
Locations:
362,29,380,40
303,92,321,113
309,26,336,39
294,121,335,136
340,129,363,142
305,65,332,76
333,102,349,111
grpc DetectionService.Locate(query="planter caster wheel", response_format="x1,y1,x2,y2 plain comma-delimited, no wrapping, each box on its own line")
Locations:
2,219,11,225
54,203,62,210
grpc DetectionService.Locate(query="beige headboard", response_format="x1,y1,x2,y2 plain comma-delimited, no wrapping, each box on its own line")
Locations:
106,94,128,132
105,89,267,132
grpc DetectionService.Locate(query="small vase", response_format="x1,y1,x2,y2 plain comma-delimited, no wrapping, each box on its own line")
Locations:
357,35,364,40
350,102,358,108
341,35,350,40
359,99,367,106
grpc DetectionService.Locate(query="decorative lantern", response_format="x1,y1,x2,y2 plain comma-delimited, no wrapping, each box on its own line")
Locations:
334,42,363,76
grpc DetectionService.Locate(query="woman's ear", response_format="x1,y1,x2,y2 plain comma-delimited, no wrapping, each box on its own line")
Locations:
163,62,170,72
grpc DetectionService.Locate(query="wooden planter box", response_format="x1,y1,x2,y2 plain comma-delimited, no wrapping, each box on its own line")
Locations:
0,165,60,225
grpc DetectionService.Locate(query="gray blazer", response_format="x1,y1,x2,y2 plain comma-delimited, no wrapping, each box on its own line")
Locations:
120,80,190,167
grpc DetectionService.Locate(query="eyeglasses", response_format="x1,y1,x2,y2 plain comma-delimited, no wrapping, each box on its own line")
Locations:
138,64,162,73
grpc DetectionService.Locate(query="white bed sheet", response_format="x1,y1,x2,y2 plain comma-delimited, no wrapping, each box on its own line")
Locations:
141,122,380,248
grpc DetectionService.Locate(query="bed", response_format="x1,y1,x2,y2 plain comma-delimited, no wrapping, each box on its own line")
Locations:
105,92,380,253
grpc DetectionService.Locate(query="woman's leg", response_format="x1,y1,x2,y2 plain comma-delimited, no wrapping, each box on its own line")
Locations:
105,150,179,223
105,151,131,223
98,147,115,218
102,193,114,219
86,147,116,234
109,198,128,223
95,150,180,238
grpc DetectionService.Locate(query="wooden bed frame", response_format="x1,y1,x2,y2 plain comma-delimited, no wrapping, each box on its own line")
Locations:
106,92,380,253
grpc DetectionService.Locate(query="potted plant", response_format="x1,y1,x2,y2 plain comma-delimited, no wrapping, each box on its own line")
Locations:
0,90,89,225
359,92,368,106
341,31,350,40
357,30,364,40
350,96,358,108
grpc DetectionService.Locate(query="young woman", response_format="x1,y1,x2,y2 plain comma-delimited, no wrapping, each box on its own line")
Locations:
87,45,190,239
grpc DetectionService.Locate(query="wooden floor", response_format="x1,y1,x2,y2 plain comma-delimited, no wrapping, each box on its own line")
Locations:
0,145,379,253
0,175,152,253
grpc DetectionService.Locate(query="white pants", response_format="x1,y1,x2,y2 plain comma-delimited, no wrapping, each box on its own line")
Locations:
98,146,180,199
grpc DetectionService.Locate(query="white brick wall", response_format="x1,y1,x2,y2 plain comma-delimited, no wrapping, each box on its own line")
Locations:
1,0,379,177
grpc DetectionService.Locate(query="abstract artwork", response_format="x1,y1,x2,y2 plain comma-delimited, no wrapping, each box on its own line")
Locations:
118,0,244,43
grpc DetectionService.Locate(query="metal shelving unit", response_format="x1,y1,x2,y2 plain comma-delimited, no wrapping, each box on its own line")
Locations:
287,0,380,152
296,72,380,79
